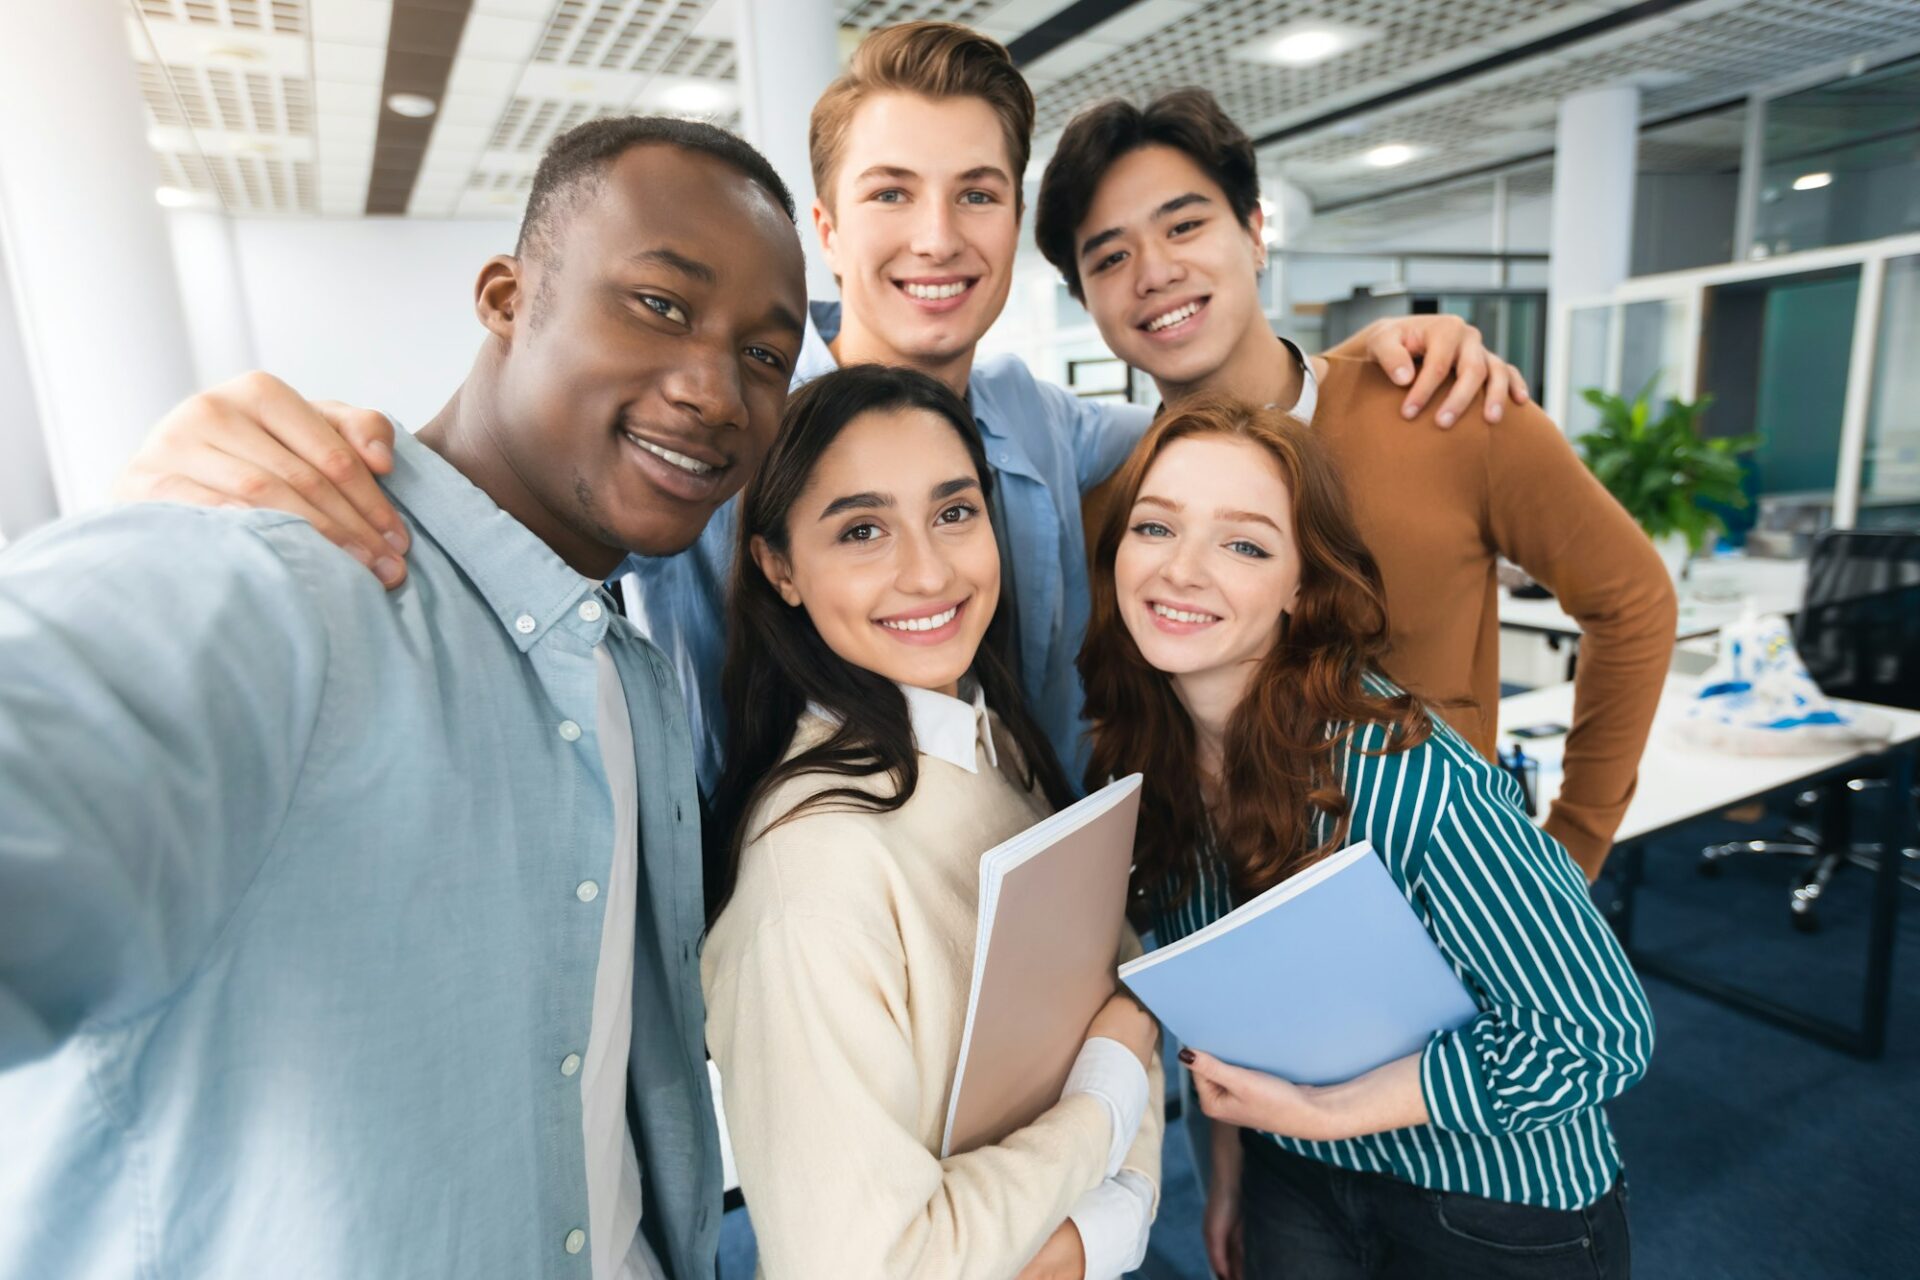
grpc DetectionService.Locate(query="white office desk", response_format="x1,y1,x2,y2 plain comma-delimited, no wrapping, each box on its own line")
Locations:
1498,675,1920,843
1498,676,1920,1056
1498,556,1808,643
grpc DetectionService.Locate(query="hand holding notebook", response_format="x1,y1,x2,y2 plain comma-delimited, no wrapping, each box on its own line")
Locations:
1120,840,1478,1087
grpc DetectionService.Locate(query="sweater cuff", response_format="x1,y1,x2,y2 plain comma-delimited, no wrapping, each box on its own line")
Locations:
1062,1037,1149,1177
1066,1170,1155,1280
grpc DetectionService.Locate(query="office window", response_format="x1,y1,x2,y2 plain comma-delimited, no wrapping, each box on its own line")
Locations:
1754,55,1920,256
1861,254,1920,525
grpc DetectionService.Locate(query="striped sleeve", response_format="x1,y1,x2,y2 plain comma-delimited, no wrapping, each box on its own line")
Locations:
1409,736,1655,1138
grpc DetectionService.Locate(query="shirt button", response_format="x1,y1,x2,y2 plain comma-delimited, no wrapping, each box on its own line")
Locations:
564,1228,585,1255
514,613,536,634
576,880,600,903
560,1052,582,1077
558,720,581,741
579,599,603,623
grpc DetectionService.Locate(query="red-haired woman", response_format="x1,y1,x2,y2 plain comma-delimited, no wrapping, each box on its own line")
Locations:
1078,399,1652,1280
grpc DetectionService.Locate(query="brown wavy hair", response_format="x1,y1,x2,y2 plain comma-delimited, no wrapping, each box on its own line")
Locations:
1079,398,1432,912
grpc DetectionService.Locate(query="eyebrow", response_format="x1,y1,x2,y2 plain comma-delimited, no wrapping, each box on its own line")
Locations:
624,247,717,285
819,476,979,520
1218,508,1283,535
759,301,807,339
854,164,1011,186
932,477,980,501
1137,495,1283,535
820,490,890,519
1078,192,1215,260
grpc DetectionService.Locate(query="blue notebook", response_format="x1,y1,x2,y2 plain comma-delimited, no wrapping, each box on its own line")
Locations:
1118,841,1479,1086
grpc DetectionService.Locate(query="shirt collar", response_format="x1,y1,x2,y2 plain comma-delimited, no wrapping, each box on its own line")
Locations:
805,679,999,774
1150,334,1319,423
1280,334,1319,423
898,680,999,774
382,427,607,652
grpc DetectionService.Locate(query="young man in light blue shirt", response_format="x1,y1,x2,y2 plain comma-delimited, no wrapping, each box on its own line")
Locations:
0,119,807,1280
118,22,1521,793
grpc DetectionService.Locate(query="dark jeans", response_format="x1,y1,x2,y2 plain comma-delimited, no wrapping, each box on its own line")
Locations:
1239,1136,1631,1280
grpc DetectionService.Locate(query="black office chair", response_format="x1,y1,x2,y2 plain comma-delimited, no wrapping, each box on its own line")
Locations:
1698,529,1920,930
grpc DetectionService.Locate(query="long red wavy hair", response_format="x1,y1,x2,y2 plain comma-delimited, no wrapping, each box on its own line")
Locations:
1079,398,1432,911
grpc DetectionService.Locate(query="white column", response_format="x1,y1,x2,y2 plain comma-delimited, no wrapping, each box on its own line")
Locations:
1547,85,1639,391
0,0,196,514
0,248,58,546
734,0,842,297
167,211,259,388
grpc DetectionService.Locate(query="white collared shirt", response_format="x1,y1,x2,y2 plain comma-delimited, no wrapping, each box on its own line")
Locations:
897,680,1000,773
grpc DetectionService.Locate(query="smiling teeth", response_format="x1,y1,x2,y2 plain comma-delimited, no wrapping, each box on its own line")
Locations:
880,605,959,632
904,281,969,300
1146,302,1200,332
1153,603,1219,624
627,434,715,476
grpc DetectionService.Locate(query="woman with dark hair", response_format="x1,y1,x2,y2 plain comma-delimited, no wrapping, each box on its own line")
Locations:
701,363,1164,1280
1080,399,1652,1280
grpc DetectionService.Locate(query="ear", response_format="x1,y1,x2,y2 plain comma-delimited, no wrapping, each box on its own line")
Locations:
475,255,522,340
750,534,802,607
811,196,840,277
1248,206,1269,270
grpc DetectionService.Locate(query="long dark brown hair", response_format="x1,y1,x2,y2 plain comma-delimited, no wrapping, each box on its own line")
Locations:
1079,397,1432,912
706,363,1075,919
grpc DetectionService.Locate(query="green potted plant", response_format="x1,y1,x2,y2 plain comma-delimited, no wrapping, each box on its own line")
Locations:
1576,377,1758,581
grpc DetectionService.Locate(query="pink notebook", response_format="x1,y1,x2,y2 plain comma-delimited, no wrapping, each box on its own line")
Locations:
940,774,1143,1157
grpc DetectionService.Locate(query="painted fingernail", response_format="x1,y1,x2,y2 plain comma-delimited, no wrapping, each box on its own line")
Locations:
1394,366,1413,385
1178,1048,1196,1065
365,440,393,468
383,528,409,555
1438,410,1456,427
374,556,405,586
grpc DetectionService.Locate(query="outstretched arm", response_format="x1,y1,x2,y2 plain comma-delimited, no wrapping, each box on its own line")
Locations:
0,508,331,1067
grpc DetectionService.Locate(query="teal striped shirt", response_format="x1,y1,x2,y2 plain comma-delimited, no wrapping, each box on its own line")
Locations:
1148,673,1653,1210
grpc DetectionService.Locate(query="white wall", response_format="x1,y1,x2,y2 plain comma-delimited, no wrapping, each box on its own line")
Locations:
225,218,515,429
0,246,58,545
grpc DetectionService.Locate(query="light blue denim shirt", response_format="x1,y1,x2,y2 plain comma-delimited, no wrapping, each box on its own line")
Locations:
627,300,1153,791
0,430,719,1280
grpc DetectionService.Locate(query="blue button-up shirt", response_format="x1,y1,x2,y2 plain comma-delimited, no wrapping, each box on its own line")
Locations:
627,301,1152,791
0,430,719,1280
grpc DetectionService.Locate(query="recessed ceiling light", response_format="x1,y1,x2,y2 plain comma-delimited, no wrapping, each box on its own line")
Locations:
1236,21,1377,68
155,186,195,208
1792,171,1833,191
1363,143,1418,168
660,83,730,115
386,93,438,119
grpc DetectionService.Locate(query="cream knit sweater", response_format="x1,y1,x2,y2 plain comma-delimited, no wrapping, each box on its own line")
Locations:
702,712,1164,1279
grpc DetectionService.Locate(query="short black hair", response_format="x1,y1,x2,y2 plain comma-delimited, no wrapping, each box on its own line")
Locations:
515,115,796,267
1034,89,1260,301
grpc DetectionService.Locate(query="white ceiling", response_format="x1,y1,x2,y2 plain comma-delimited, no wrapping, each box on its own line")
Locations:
126,0,1920,221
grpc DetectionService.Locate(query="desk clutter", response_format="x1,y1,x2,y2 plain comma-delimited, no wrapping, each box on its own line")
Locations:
1672,612,1892,755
